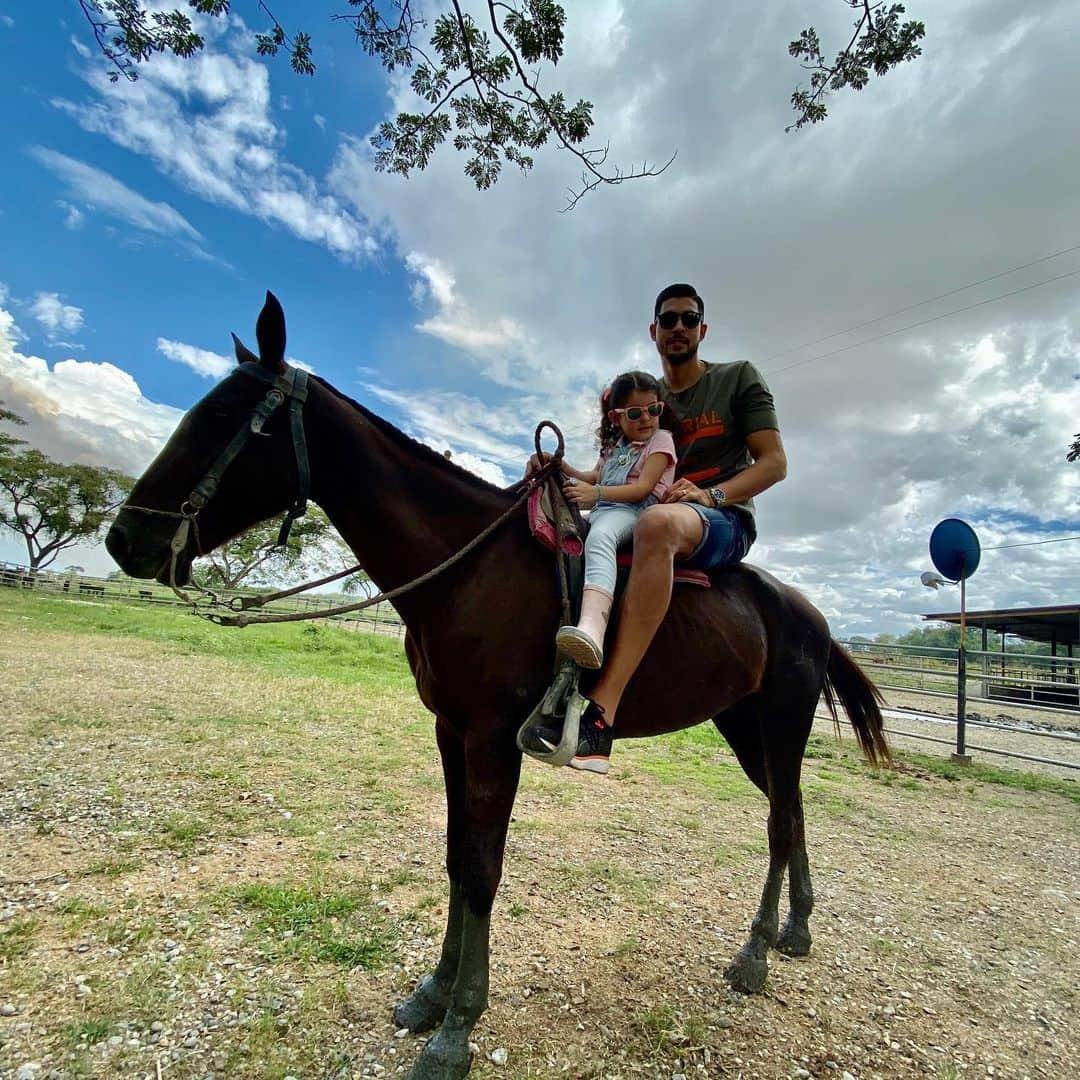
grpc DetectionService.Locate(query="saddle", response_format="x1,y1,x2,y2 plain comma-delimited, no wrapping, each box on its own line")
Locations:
518,476,709,768
526,485,711,588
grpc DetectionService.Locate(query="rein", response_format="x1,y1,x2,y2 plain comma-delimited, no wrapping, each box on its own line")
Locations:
121,366,568,627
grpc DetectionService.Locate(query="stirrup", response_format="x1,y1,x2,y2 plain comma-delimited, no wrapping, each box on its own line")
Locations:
516,658,587,767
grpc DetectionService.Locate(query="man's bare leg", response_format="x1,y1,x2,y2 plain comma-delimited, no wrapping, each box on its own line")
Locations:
588,504,705,725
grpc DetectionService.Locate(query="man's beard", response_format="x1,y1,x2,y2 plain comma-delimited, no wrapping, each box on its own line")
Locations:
666,342,698,365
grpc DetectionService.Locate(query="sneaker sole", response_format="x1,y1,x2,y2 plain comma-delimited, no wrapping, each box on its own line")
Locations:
569,755,609,775
555,628,603,669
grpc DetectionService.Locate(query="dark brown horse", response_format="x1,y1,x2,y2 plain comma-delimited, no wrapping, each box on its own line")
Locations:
106,293,889,1080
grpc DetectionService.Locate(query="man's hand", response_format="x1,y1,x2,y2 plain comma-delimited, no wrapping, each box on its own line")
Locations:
662,478,710,506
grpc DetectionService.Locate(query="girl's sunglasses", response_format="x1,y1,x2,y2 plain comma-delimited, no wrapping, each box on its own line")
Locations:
656,310,703,330
611,401,665,421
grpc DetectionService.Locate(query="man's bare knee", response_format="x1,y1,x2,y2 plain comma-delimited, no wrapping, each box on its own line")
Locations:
634,505,701,558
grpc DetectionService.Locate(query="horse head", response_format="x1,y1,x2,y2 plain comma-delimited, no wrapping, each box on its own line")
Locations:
106,292,310,585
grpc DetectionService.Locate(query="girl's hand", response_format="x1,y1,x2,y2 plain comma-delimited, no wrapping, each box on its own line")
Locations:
662,478,710,506
563,476,600,509
525,451,555,477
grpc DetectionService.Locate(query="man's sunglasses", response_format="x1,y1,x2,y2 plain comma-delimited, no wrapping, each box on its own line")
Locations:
611,401,665,421
656,310,703,330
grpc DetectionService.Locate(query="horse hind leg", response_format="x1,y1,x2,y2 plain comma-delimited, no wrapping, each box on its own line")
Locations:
774,790,813,957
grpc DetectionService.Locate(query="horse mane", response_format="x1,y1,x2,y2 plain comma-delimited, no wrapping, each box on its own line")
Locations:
312,375,514,500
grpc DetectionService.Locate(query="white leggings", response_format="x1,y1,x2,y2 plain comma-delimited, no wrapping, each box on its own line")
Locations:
583,504,644,596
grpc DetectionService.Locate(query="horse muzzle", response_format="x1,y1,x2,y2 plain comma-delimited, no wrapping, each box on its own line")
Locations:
106,512,191,584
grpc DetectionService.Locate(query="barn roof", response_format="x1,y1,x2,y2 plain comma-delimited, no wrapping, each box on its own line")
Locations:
922,604,1080,648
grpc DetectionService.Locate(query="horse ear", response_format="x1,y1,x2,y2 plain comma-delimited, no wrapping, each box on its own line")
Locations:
255,290,287,372
231,332,259,366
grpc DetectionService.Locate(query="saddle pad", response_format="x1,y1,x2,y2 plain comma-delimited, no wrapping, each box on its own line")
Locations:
527,485,584,557
527,487,710,588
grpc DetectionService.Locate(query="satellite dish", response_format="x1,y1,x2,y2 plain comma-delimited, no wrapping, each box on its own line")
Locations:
929,518,980,581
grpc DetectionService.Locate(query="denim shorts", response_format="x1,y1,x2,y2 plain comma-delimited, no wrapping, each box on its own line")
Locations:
680,506,752,570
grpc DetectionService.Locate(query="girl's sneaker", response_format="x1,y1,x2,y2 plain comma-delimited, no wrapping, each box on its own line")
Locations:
555,625,603,669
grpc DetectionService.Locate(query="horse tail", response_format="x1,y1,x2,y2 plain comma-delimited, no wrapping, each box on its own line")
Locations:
821,639,892,767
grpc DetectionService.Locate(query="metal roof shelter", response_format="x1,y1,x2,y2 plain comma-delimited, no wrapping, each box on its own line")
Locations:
922,604,1080,651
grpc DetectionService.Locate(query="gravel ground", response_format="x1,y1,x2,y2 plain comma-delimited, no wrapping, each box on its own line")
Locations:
1,627,1078,1080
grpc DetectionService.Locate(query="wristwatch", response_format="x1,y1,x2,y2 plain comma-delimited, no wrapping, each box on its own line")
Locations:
709,486,726,508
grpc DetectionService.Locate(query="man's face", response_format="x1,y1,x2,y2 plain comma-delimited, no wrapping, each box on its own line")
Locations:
650,297,707,366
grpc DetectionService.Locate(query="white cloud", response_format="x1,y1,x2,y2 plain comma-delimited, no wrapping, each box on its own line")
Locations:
313,114,326,131
57,200,85,229
29,147,211,260
0,302,181,477
157,338,232,379
404,252,536,386
158,338,313,379
52,19,375,263
31,292,84,341
362,382,540,482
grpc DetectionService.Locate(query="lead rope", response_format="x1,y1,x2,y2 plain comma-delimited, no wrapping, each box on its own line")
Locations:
204,421,569,626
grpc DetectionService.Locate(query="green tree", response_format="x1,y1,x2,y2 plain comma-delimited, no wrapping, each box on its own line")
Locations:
0,403,26,456
195,506,364,590
1068,433,1079,462
78,1,925,206
0,414,134,571
788,1,925,130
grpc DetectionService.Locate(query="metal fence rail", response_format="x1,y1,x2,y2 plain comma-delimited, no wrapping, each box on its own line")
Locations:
837,638,1078,775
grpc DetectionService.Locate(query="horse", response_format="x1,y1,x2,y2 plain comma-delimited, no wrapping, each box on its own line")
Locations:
106,292,889,1080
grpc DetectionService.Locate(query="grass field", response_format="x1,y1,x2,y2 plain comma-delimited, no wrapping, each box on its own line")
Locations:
1,592,1077,1079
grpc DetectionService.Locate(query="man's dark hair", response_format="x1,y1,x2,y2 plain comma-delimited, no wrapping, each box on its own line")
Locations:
654,283,704,319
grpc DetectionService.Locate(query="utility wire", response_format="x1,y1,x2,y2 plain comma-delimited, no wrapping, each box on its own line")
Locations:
759,242,1080,365
768,265,1080,376
985,535,1080,551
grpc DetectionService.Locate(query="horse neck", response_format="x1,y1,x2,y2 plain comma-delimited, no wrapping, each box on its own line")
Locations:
305,382,513,595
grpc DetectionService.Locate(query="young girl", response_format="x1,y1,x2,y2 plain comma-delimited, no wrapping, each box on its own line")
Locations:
557,370,677,672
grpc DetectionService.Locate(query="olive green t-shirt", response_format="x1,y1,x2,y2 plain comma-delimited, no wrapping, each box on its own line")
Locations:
659,360,779,540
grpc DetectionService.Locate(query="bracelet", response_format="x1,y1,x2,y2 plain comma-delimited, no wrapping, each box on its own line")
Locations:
596,486,603,504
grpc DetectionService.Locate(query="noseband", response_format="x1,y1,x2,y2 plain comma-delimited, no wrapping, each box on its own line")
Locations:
121,362,310,599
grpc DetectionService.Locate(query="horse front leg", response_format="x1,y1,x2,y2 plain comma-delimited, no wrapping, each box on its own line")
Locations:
409,728,521,1080
395,721,467,1033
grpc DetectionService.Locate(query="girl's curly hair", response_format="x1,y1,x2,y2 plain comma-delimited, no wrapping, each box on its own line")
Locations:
596,370,678,447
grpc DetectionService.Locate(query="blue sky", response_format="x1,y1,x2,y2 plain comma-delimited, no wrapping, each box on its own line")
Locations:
1,1,1078,636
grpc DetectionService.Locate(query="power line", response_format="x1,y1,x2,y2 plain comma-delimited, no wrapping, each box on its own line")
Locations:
985,535,1080,551
758,242,1080,366
767,265,1080,377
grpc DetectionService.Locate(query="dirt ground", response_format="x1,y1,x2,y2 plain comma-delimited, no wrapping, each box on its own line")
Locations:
1,627,1078,1080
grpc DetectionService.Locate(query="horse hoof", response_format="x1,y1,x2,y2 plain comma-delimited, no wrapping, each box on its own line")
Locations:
775,919,812,958
394,977,450,1033
724,942,768,994
408,1030,472,1080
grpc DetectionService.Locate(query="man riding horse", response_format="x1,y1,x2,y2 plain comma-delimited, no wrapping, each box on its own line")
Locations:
523,282,789,770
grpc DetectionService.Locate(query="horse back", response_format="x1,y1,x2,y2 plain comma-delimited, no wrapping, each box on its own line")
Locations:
604,563,832,740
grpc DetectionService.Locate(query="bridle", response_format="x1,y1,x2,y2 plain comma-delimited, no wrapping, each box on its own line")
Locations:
120,364,568,625
120,362,311,604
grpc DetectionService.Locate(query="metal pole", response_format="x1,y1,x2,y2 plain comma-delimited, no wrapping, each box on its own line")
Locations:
954,560,970,762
